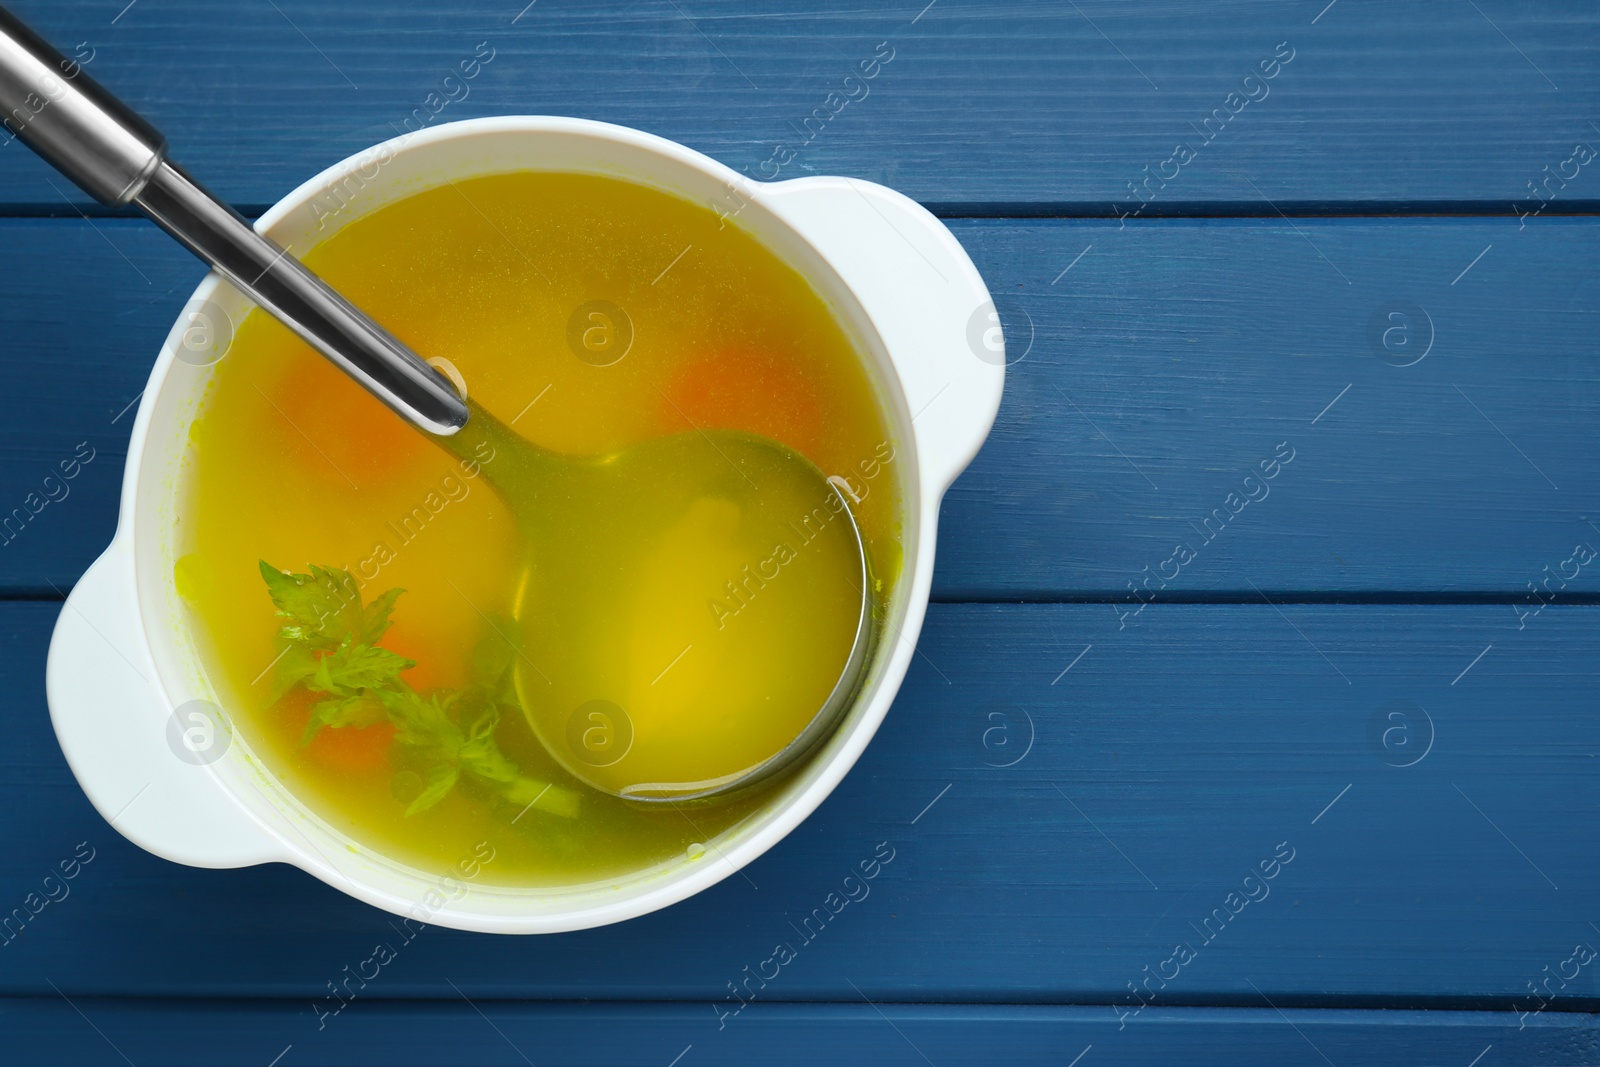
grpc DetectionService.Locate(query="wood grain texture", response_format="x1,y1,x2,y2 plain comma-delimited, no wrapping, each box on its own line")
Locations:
944,214,1600,597
1,1001,1594,1067
0,217,1594,597
0,1,1596,210
2,602,1595,1004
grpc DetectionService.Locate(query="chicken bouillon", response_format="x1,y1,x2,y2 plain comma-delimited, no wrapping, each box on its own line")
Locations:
177,171,903,887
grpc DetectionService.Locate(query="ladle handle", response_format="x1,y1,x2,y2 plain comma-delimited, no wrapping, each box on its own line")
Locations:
0,5,468,436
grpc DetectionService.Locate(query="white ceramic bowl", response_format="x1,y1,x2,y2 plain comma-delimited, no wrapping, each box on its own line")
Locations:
45,117,1003,933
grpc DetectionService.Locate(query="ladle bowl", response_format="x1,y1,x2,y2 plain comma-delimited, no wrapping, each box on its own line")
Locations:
451,404,874,802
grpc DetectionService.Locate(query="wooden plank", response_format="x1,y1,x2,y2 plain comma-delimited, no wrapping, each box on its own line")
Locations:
4,601,1597,1002
1,1,1597,210
0,217,1596,597
0,1000,1592,1067
941,214,1600,598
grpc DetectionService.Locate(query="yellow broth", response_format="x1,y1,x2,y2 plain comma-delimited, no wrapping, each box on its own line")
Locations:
176,171,903,887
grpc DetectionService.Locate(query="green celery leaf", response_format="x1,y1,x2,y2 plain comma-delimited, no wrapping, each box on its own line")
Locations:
360,586,405,646
309,642,414,695
405,763,461,815
270,645,320,702
260,560,581,822
259,561,364,649
381,688,464,755
301,694,387,746
464,703,500,744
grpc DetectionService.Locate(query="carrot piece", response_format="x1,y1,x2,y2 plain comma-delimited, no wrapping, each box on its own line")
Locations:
276,688,395,775
309,720,396,775
380,625,466,693
267,348,436,487
657,345,823,459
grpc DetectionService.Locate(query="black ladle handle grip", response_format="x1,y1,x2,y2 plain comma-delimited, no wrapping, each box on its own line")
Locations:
0,5,469,437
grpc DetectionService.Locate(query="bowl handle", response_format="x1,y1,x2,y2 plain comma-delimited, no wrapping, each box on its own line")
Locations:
761,176,1005,492
46,540,285,868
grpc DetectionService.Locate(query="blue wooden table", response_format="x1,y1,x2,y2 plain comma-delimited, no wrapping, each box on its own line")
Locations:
2,1,1598,1063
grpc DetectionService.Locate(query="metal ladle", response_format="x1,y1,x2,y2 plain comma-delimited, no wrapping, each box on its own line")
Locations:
0,6,874,802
